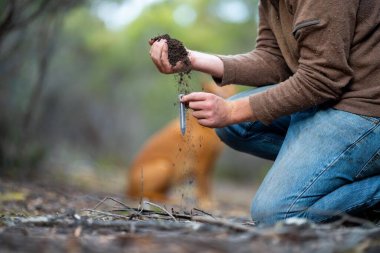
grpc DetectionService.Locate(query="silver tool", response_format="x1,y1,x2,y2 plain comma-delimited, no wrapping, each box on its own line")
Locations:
179,94,186,135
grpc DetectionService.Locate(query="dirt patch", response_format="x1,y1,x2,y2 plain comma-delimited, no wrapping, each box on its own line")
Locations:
1,179,380,253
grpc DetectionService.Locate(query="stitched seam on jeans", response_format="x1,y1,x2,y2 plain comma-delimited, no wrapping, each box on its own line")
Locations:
314,197,380,223
285,123,380,218
355,148,380,179
357,114,380,124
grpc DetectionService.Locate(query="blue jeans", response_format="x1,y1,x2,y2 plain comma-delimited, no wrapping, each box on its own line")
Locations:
216,85,380,225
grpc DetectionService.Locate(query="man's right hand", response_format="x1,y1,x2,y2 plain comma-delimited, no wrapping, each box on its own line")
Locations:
148,39,188,74
148,39,224,79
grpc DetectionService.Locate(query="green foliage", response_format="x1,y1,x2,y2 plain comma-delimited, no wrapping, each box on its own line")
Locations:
55,0,260,134
0,0,271,184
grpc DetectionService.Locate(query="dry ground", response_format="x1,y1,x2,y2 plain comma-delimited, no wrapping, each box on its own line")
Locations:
1,177,380,253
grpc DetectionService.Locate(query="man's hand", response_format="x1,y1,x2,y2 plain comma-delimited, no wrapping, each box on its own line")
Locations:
181,92,234,128
181,92,255,128
148,39,188,74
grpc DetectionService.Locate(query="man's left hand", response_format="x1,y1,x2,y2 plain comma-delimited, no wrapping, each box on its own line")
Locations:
181,92,233,128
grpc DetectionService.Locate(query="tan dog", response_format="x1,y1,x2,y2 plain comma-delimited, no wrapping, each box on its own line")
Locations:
126,82,236,208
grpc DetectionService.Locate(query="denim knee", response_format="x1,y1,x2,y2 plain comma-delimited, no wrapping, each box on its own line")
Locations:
250,197,278,224
250,194,295,225
215,126,238,149
215,125,251,153
215,124,281,161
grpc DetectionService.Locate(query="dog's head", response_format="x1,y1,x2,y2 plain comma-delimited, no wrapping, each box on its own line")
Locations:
201,82,236,99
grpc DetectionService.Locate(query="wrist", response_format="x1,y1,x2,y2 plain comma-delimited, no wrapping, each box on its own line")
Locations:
188,50,224,78
228,98,256,124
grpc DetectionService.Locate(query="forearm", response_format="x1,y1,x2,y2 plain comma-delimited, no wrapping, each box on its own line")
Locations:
188,50,224,79
215,50,291,86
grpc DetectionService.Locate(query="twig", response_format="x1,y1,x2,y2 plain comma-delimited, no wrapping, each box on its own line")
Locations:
191,216,252,232
328,213,378,229
303,208,378,229
143,200,178,222
82,209,130,220
113,208,193,220
93,196,135,211
140,166,144,208
193,208,215,219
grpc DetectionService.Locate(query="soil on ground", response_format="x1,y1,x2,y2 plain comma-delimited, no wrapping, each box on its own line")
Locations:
1,178,380,253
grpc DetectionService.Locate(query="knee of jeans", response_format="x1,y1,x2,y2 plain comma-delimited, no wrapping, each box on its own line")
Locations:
215,126,240,149
215,127,225,138
250,196,288,225
251,198,311,225
250,198,274,225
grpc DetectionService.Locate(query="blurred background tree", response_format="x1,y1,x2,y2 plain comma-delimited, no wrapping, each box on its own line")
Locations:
0,0,272,192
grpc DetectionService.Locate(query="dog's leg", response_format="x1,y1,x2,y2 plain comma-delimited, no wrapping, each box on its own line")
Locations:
127,159,173,202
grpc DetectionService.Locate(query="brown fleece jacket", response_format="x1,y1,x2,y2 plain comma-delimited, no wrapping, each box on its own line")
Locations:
216,0,380,125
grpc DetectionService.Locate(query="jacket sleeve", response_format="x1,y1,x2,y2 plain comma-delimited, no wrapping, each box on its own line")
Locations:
250,0,359,125
214,1,292,86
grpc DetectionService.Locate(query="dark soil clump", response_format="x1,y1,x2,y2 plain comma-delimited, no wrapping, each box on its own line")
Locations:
151,34,192,94
151,34,191,73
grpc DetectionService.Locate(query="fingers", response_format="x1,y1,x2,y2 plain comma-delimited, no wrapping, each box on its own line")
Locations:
149,40,173,73
192,109,211,119
182,92,219,125
181,92,210,103
181,92,216,111
160,42,172,71
189,100,208,111
149,40,164,71
195,114,220,128
180,92,231,128
197,118,214,127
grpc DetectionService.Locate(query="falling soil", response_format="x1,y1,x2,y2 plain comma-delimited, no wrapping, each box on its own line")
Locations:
151,34,196,207
151,34,192,94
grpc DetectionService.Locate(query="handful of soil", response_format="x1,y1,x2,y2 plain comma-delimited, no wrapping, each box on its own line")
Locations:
151,34,192,94
151,34,192,73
